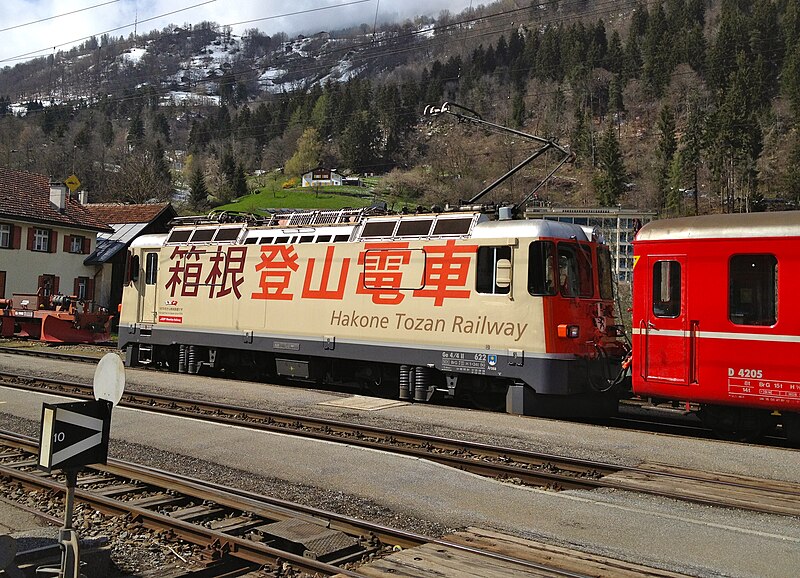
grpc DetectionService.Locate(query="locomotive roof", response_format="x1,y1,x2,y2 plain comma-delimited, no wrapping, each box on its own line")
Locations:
636,211,800,241
129,210,604,249
471,218,593,241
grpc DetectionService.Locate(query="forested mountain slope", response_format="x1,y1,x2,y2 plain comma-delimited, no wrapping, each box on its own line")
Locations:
0,0,797,215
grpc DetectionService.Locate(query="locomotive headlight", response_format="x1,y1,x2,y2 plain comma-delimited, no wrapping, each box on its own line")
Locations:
557,324,580,338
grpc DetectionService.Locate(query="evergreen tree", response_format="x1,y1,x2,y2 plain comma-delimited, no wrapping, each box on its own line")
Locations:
340,110,377,173
592,124,626,206
220,148,236,183
782,44,800,117
233,163,248,198
655,105,677,211
571,104,592,167
681,95,705,215
785,132,800,206
189,165,210,211
641,4,671,97
151,140,172,194
511,90,526,129
126,112,145,149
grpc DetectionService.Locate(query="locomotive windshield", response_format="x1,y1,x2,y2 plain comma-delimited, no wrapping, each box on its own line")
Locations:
527,241,596,298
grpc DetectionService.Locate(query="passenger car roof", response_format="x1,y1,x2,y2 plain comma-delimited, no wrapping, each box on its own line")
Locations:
635,211,800,241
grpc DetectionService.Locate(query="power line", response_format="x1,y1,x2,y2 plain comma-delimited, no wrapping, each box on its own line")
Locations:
0,0,122,34
0,0,220,64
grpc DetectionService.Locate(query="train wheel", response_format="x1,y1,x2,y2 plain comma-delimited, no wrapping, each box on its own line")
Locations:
699,405,771,442
465,377,508,412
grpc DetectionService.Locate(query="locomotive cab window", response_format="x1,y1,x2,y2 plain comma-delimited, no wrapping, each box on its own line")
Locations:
652,260,681,318
597,245,614,300
145,253,158,286
557,243,593,298
729,254,777,326
476,246,511,295
528,241,557,296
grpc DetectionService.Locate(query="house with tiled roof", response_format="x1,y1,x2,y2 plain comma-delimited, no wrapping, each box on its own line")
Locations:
83,202,176,317
0,167,112,310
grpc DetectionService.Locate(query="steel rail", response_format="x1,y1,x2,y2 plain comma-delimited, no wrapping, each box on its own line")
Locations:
2,345,792,446
2,371,800,517
0,431,601,578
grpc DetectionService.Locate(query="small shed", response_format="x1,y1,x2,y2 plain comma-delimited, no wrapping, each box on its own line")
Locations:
83,203,176,317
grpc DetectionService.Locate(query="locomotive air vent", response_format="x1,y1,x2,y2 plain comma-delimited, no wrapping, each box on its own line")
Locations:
165,226,245,245
355,213,482,241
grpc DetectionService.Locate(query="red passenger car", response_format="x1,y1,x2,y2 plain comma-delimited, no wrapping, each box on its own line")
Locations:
632,212,800,442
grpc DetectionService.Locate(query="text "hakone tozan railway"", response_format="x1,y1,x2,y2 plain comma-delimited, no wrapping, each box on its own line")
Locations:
330,309,529,342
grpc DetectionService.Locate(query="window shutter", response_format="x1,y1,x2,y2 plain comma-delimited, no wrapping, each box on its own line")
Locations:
87,279,95,301
53,277,60,295
50,231,58,253
12,226,21,249
27,228,35,250
64,235,71,252
73,278,80,296
83,237,90,254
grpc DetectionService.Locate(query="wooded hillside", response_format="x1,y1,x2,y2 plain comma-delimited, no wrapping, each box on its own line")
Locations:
0,0,797,215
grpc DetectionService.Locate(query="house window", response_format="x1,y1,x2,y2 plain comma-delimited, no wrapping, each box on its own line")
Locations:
0,224,10,248
70,236,85,254
76,277,89,300
33,228,50,252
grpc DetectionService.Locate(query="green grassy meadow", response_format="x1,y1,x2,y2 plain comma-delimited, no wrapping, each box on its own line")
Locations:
213,177,382,215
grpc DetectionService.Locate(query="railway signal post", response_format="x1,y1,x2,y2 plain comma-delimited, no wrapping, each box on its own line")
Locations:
36,353,125,578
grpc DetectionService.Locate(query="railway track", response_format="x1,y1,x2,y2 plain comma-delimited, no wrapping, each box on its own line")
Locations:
0,431,688,578
2,343,793,446
2,370,799,519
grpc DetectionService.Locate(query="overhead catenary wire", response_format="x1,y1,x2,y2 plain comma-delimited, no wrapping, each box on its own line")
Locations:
0,0,122,34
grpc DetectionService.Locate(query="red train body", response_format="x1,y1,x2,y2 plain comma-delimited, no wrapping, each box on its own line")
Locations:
631,211,800,441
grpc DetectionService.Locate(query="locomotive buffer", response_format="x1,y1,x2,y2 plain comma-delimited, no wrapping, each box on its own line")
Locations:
36,353,125,578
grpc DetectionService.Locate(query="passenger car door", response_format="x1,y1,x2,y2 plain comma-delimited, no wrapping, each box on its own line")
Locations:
643,256,689,384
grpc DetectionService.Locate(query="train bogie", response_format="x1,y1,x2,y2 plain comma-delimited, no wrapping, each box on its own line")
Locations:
118,211,626,417
632,211,800,440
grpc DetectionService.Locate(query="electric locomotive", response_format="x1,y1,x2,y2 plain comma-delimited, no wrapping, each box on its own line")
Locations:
632,211,800,442
118,208,627,417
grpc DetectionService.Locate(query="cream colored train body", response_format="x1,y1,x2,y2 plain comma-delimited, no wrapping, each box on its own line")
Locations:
119,211,625,415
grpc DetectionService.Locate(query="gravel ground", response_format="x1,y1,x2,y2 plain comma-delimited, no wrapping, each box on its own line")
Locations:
3,351,800,578
1,411,449,577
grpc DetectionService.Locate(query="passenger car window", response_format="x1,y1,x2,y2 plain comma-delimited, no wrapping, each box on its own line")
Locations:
652,260,681,317
729,254,777,326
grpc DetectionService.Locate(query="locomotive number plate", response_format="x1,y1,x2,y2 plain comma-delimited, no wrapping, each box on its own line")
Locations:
441,351,492,375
